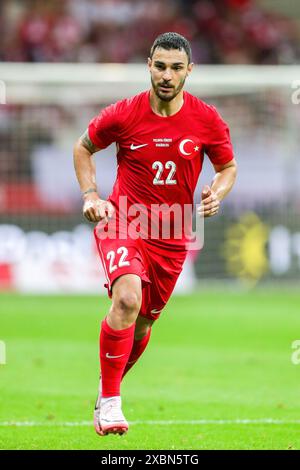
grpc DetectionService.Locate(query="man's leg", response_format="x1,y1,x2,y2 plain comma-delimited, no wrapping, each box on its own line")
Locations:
122,315,154,378
96,273,142,435
100,273,142,396
121,247,188,380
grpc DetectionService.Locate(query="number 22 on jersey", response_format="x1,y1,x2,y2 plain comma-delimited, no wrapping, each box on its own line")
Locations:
152,161,177,185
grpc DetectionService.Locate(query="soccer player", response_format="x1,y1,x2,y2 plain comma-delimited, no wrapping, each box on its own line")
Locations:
73,32,237,436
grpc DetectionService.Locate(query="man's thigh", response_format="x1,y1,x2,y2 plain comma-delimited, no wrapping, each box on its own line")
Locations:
94,230,151,298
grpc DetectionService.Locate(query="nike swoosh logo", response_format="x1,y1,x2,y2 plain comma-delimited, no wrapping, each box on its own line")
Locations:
130,143,148,150
151,308,163,314
106,353,125,359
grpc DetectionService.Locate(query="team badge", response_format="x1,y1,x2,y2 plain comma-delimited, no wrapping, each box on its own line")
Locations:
178,136,201,160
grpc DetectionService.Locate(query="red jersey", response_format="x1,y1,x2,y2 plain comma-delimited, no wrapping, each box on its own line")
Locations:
88,90,234,254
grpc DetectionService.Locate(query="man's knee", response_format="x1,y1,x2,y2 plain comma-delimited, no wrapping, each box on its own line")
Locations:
107,289,141,330
111,274,142,316
115,290,141,315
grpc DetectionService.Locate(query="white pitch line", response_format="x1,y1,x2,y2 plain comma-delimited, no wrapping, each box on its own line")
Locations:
0,419,300,427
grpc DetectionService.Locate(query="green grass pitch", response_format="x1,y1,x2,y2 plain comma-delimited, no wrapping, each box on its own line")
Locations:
1,290,300,450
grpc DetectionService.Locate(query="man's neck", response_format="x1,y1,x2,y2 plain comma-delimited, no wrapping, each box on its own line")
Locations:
149,89,184,117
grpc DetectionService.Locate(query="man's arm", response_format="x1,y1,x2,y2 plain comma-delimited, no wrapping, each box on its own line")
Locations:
73,130,115,223
199,158,237,217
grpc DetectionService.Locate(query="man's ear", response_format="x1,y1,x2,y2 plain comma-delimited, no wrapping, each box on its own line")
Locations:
147,57,152,70
187,62,194,76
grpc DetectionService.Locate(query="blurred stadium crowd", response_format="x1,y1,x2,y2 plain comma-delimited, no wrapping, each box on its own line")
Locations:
1,0,300,291
1,1,299,215
1,0,300,65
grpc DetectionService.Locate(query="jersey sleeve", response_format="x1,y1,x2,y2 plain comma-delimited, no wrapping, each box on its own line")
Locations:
88,103,120,150
205,106,234,165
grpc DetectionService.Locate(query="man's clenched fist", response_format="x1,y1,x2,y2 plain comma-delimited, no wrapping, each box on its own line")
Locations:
83,194,115,223
198,185,220,218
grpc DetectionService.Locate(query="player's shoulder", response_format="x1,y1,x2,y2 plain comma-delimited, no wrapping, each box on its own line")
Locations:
107,91,147,118
185,91,219,122
116,91,147,111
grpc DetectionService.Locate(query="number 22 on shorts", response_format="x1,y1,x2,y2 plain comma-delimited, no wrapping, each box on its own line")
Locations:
106,247,130,273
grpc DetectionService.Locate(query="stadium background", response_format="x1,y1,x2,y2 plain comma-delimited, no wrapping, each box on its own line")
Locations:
1,0,300,451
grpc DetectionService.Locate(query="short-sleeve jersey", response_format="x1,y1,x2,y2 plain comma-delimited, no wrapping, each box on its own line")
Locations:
88,90,234,254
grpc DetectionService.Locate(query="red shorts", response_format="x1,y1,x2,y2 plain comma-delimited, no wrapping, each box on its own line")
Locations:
94,229,187,321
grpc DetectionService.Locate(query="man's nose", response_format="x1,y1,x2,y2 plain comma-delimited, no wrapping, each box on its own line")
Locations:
162,69,172,81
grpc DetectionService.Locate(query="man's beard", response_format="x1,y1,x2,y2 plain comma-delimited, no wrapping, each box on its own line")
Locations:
151,76,186,102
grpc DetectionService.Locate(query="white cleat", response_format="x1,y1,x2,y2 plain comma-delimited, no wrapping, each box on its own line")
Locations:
94,378,128,436
99,396,129,436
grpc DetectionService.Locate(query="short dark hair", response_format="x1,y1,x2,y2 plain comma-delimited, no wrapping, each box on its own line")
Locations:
150,32,192,64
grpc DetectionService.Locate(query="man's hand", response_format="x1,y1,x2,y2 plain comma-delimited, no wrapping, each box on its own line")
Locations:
198,185,220,218
83,193,115,223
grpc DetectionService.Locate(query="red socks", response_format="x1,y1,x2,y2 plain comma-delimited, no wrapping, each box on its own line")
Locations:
122,328,151,378
100,319,152,397
100,318,135,397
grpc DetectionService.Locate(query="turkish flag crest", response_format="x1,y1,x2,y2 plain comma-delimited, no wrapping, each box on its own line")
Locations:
178,135,201,160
